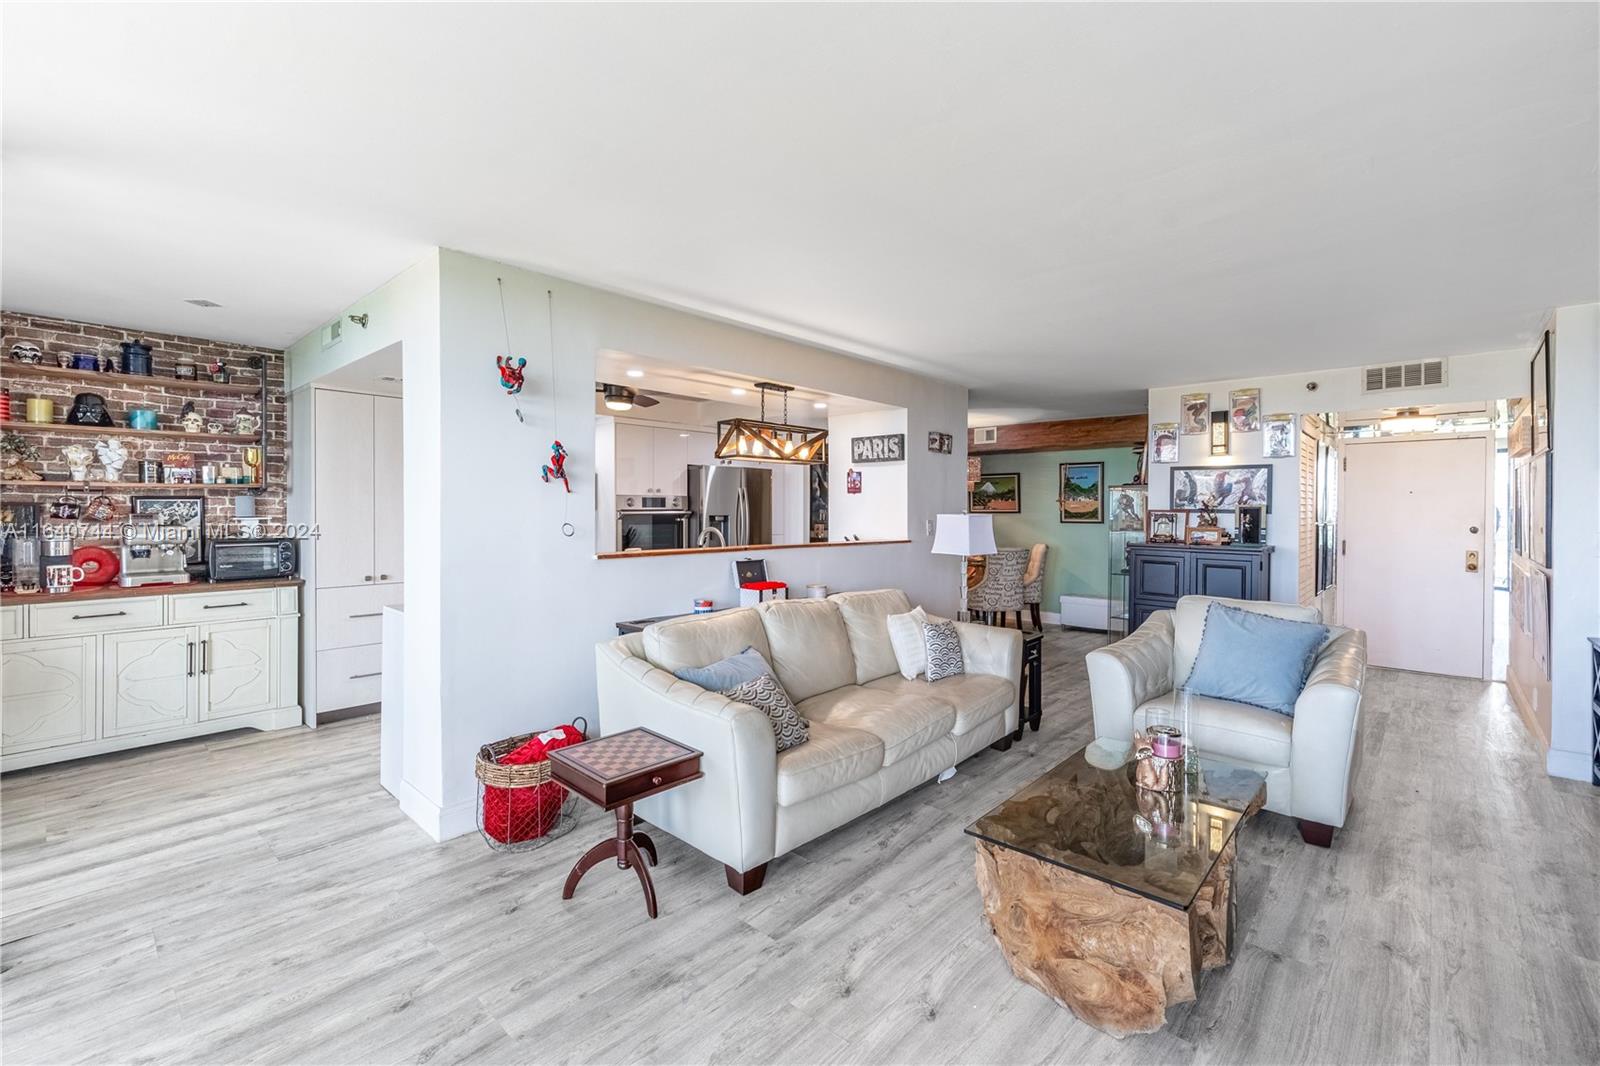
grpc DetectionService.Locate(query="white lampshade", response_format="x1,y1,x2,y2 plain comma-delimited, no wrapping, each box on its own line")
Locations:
931,513,996,557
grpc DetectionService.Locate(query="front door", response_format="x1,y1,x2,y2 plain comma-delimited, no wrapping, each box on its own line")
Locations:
1341,436,1489,677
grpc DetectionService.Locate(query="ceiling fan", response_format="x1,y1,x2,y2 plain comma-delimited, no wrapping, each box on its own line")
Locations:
596,381,660,411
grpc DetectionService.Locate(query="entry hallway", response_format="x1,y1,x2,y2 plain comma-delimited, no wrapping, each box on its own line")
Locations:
2,631,1596,1064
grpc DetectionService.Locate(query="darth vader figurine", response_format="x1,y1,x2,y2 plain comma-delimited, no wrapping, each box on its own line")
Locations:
64,392,115,427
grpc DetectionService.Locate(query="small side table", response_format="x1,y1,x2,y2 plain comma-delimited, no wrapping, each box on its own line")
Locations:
548,728,703,919
1013,632,1044,741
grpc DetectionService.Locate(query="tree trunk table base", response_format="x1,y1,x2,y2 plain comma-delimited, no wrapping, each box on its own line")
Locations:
974,835,1240,1038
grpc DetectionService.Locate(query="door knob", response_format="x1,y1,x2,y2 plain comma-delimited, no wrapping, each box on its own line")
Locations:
1469,525,1480,534
1465,550,1480,573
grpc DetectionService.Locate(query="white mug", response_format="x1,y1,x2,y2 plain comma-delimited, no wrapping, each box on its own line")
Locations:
45,564,87,595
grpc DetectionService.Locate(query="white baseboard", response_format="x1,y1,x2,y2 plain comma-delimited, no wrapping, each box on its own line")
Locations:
1058,595,1112,630
1546,747,1592,783
394,778,479,842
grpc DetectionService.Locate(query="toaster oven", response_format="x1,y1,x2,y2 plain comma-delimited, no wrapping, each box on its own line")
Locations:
207,538,298,582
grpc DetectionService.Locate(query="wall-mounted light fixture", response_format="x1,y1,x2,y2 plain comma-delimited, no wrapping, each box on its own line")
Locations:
1210,410,1230,456
348,313,369,329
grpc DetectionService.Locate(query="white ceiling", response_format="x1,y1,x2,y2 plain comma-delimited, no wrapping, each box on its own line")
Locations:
4,4,1595,420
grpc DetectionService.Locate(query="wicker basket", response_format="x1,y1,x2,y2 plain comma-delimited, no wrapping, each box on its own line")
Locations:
474,718,585,852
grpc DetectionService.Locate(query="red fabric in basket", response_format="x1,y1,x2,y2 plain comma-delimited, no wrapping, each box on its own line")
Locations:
482,724,586,843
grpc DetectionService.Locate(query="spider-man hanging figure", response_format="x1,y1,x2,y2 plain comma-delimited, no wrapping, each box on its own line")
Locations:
496,355,527,395
541,440,571,493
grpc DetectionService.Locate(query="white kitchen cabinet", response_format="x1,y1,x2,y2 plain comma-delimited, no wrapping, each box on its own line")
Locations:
2,636,98,755
372,395,405,584
101,626,199,738
614,423,693,496
0,584,301,773
684,430,716,471
313,389,377,588
200,617,278,720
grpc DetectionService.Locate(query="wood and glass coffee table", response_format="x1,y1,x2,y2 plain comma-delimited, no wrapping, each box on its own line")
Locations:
965,742,1267,1037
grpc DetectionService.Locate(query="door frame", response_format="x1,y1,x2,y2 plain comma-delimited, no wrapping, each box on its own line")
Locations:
1339,431,1495,680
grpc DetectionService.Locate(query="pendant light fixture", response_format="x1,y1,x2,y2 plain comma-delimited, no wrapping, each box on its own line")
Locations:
714,382,828,464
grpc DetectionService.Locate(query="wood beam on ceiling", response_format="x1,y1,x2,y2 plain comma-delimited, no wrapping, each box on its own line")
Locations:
968,413,1149,454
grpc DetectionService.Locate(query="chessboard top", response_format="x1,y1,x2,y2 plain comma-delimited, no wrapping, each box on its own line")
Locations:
548,727,700,784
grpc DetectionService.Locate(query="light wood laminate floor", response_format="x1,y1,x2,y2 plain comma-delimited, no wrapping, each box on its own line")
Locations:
3,630,1597,1065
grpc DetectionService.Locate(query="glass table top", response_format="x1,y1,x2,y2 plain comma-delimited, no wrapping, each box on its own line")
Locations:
964,741,1267,910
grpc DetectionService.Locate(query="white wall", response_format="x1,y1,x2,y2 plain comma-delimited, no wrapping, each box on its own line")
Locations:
827,407,910,542
1149,347,1528,603
1547,303,1600,782
289,248,969,840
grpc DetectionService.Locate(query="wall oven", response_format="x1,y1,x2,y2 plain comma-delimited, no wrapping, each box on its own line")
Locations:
616,495,690,552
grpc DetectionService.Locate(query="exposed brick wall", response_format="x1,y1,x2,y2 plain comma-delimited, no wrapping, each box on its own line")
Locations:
1,311,288,540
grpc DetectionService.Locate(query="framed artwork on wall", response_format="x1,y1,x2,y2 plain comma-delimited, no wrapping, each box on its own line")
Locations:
1150,422,1178,463
1058,462,1104,523
1180,393,1209,435
970,472,1020,512
1229,388,1261,432
1262,413,1296,458
1531,330,1551,456
1170,465,1272,512
1107,484,1146,533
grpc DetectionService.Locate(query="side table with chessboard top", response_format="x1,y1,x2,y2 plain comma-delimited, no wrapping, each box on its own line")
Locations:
547,728,703,919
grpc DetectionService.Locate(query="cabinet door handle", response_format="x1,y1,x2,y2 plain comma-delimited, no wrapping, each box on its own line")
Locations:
202,602,250,610
71,610,127,620
348,671,382,680
363,575,373,582
349,612,383,619
187,641,195,677
200,639,209,674
378,574,390,581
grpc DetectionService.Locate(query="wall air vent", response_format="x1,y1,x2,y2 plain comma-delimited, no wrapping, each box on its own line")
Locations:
1361,358,1446,394
973,426,998,445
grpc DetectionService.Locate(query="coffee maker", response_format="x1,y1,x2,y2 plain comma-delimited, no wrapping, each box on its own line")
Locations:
118,521,193,588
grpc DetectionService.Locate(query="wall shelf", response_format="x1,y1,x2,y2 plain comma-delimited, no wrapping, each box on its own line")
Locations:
2,481,261,493
1,420,259,445
3,362,264,396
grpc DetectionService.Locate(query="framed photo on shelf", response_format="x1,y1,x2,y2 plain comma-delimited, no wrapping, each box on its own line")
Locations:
1180,393,1209,435
130,495,206,567
1147,509,1183,543
970,472,1020,513
1263,413,1296,458
1058,462,1104,524
1229,388,1261,432
1170,464,1272,512
1107,484,1146,533
1236,504,1266,544
1187,525,1224,546
1150,422,1178,463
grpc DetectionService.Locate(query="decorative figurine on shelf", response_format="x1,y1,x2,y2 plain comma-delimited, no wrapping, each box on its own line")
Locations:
232,412,259,436
64,392,115,427
56,351,74,369
180,401,205,433
1,432,42,481
61,443,94,482
541,440,571,493
10,342,42,365
209,358,230,384
95,437,129,482
496,354,527,395
1194,492,1221,529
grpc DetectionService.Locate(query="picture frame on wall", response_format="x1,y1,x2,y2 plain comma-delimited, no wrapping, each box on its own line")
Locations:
1058,462,1104,524
1180,393,1209,435
1150,422,1178,463
926,431,954,454
1107,483,1146,533
1170,464,1272,512
1229,388,1261,432
970,472,1020,513
1262,413,1296,458
130,495,206,567
1147,509,1183,543
1531,330,1551,456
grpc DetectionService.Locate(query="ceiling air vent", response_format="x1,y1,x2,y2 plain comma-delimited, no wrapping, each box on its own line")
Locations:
973,426,998,445
1362,358,1446,394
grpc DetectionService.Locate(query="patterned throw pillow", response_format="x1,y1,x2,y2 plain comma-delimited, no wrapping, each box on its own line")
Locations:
721,673,810,751
922,620,966,682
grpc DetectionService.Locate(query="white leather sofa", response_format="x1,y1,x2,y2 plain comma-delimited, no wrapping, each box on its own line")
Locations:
595,589,1023,892
1086,595,1367,846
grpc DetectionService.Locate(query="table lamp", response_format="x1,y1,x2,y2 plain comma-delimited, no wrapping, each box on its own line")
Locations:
932,513,996,621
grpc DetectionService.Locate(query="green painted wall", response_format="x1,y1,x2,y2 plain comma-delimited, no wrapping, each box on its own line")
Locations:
980,446,1139,603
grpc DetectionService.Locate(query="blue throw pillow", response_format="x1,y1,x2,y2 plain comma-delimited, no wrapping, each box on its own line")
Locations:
1183,603,1329,716
674,646,777,692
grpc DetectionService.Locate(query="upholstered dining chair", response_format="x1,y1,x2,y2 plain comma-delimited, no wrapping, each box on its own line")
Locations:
967,547,1029,629
1022,543,1047,631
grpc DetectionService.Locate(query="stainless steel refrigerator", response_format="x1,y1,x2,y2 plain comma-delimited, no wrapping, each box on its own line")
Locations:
689,465,771,548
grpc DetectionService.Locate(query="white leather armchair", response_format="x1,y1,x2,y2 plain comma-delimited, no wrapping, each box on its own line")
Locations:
1086,595,1367,846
